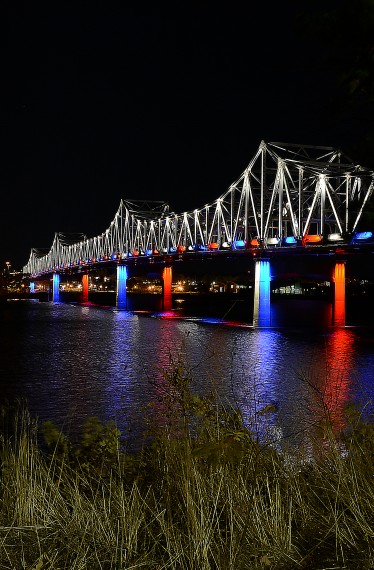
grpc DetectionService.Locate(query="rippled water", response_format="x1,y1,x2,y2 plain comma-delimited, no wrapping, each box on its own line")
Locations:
1,299,373,450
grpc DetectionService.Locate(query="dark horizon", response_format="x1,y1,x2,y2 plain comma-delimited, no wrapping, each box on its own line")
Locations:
3,2,374,270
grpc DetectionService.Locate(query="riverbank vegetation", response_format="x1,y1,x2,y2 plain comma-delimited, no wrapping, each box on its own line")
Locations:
0,358,373,569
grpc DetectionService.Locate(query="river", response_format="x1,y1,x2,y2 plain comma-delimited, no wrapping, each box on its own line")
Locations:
1,299,373,452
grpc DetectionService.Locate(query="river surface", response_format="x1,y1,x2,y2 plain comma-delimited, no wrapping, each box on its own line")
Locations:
1,299,373,452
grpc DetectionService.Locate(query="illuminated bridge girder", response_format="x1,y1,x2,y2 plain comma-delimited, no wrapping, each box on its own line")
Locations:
23,141,374,276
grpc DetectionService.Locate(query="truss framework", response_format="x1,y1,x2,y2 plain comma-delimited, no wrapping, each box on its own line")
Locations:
23,141,374,276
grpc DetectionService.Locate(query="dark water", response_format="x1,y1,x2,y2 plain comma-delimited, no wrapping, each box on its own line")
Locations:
1,299,373,451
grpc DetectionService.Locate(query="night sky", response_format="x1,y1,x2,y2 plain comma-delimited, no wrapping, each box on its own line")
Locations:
2,2,374,269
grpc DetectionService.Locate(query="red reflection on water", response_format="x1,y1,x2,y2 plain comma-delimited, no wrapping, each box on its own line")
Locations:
153,310,181,319
145,322,189,437
323,328,355,431
147,315,255,435
220,320,252,328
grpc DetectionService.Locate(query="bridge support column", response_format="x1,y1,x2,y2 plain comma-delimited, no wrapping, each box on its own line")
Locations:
162,266,173,311
30,282,35,293
81,274,89,303
116,265,128,310
52,273,60,303
253,259,271,327
332,262,345,327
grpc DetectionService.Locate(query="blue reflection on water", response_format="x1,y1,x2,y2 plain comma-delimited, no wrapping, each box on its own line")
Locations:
0,301,373,451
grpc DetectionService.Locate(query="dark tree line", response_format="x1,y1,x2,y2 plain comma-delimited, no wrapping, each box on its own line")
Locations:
296,1,374,227
297,0,374,166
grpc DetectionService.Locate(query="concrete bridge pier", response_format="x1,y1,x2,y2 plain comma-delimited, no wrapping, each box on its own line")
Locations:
52,273,60,303
81,273,89,303
162,265,173,311
332,261,346,327
253,258,271,327
116,264,128,310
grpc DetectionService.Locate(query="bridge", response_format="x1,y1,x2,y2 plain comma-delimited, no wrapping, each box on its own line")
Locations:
22,141,374,327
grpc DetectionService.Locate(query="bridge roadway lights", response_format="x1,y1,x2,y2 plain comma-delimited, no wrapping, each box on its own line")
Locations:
253,258,271,327
52,273,60,303
332,262,346,327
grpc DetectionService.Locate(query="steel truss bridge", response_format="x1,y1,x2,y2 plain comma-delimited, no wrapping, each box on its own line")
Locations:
23,141,374,276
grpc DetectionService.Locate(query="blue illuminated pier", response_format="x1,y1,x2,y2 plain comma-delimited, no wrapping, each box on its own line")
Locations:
52,273,60,303
253,259,271,327
116,265,128,310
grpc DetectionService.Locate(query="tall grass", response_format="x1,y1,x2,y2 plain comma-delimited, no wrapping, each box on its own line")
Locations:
0,360,373,569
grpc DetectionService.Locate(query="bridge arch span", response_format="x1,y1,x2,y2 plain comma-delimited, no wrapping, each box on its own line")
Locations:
23,141,374,276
